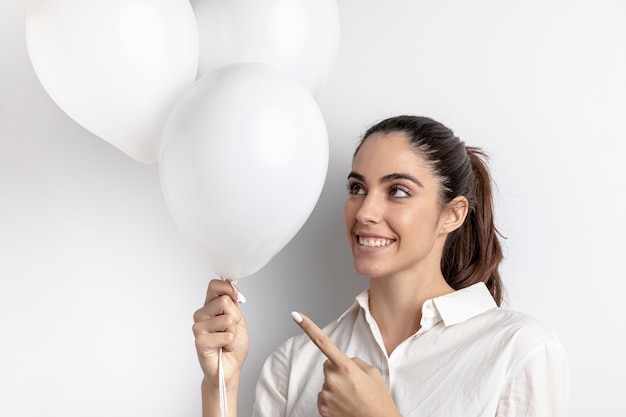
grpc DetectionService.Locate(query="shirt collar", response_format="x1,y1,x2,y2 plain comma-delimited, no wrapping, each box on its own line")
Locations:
338,282,498,330
431,282,498,327
337,291,369,323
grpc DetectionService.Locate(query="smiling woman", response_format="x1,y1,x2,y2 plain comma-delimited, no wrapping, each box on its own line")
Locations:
348,116,505,306
192,115,570,417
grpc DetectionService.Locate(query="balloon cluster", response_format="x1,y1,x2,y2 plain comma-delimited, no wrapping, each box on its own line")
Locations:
26,0,340,279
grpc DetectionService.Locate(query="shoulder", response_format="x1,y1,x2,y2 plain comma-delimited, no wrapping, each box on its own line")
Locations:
476,307,568,366
485,311,571,414
487,308,561,343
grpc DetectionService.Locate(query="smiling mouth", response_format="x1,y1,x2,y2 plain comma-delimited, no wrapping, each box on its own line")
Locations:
358,236,395,247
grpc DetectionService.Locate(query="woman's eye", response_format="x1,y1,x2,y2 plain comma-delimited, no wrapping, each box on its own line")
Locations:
390,185,411,198
347,183,366,195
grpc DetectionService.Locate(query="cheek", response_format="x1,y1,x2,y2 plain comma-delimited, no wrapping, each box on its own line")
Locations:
390,207,437,237
343,202,356,247
388,211,413,234
343,200,355,230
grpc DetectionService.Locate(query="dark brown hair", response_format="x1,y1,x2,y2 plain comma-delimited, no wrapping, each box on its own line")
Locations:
357,115,504,305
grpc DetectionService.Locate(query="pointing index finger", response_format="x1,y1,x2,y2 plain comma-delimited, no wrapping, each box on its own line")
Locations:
291,311,352,367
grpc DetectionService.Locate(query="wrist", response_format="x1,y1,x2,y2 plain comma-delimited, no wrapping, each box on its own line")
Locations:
201,377,240,417
201,377,239,397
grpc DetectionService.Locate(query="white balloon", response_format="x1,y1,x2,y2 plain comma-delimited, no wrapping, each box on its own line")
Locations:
191,0,340,95
25,0,199,163
159,62,329,278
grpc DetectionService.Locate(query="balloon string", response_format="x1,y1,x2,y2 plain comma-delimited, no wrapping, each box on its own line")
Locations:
218,276,236,417
219,346,228,417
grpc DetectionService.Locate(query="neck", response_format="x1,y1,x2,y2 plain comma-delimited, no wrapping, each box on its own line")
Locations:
368,272,453,356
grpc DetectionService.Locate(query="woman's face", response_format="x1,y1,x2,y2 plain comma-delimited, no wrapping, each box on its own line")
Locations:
344,132,451,280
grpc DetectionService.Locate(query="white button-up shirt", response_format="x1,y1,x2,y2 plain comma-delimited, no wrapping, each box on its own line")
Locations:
252,283,570,416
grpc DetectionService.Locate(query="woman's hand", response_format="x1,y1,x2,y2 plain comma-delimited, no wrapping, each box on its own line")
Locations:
193,279,249,394
291,312,402,417
317,357,401,417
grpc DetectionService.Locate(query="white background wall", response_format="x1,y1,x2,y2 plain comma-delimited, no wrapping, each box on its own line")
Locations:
2,0,625,416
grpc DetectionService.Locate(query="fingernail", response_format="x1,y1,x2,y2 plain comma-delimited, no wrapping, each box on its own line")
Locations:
291,311,303,323
226,279,246,304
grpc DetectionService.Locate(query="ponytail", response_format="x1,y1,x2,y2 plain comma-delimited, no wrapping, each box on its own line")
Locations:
441,147,504,305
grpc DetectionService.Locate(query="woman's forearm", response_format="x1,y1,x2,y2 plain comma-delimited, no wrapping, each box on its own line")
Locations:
201,377,240,417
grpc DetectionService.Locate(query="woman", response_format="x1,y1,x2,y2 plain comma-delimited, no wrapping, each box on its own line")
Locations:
193,115,570,417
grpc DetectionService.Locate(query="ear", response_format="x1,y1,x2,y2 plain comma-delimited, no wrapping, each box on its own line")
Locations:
441,196,469,234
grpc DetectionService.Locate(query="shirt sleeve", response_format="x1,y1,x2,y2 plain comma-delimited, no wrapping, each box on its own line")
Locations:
251,339,293,417
496,337,570,416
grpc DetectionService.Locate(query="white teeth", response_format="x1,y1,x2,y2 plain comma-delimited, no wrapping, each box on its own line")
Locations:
359,237,393,247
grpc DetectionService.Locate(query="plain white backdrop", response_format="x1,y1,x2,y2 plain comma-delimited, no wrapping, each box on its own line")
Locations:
2,0,625,416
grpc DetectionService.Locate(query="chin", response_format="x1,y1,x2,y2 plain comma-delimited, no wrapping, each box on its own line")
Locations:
352,261,390,279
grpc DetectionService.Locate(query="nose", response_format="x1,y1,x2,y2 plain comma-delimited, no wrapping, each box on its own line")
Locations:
355,193,382,224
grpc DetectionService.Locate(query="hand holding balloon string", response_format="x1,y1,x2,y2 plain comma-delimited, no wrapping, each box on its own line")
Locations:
192,279,249,416
290,312,403,417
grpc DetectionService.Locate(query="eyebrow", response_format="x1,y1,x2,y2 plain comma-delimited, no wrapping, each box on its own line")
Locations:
347,172,424,188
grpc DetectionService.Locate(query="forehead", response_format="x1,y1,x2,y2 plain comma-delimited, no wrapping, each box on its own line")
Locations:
353,132,433,178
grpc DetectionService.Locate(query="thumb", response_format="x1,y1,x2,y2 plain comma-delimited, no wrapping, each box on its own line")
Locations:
351,357,380,375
